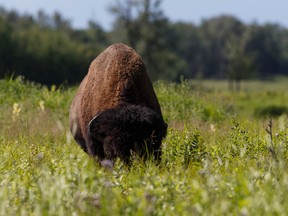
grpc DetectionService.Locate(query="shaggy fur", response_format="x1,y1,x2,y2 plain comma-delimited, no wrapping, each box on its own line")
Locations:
88,104,167,163
69,43,167,164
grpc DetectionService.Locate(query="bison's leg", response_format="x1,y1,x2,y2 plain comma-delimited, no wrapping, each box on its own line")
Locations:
72,127,89,154
85,135,105,160
75,137,88,154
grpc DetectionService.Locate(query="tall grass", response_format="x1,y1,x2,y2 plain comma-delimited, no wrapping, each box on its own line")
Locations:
1,77,288,215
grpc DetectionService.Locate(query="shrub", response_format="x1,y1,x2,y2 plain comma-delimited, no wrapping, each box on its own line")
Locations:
162,126,207,168
254,105,288,118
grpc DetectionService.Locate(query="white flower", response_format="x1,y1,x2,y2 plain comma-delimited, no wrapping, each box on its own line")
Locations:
39,100,45,111
12,103,21,121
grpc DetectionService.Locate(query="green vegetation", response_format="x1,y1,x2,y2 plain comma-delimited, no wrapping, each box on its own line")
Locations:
1,0,288,84
1,77,288,215
1,0,288,214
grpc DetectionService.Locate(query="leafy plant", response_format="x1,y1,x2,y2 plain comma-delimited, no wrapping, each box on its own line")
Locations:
162,126,206,168
254,105,288,118
1,78,288,215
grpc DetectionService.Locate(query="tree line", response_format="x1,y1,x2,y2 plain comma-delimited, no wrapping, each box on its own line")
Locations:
1,0,288,86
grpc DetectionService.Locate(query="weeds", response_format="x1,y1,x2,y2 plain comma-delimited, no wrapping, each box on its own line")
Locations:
265,117,278,161
162,126,206,168
1,77,288,215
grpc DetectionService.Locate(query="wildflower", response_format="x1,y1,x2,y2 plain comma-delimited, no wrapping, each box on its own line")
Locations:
275,133,279,138
12,103,21,121
210,124,216,132
39,100,45,111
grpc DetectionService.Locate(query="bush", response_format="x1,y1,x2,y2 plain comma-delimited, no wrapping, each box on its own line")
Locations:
162,126,207,168
254,105,288,118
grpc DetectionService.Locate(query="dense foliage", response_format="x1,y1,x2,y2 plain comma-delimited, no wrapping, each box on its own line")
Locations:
1,1,288,85
1,77,288,215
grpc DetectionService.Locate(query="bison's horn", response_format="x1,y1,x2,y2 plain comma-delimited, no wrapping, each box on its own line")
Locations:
88,114,100,137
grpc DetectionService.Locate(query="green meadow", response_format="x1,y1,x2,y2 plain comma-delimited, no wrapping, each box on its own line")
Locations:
1,77,288,215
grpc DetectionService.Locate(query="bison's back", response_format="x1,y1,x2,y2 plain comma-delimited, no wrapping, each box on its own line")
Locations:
70,43,162,143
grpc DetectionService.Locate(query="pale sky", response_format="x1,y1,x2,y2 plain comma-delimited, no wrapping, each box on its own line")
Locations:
1,0,287,29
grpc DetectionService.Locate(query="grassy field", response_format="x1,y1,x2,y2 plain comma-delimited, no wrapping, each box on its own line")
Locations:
1,77,288,215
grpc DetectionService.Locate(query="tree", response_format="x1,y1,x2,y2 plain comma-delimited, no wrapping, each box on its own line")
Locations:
71,20,108,48
166,22,203,79
109,0,140,47
244,24,285,78
225,30,256,91
198,16,244,78
2,5,288,85
109,0,188,81
52,12,71,31
0,15,17,77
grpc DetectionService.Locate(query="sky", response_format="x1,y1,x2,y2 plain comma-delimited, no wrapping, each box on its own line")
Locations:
1,0,288,30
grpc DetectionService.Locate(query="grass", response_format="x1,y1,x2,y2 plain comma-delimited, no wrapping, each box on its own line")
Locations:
1,76,288,215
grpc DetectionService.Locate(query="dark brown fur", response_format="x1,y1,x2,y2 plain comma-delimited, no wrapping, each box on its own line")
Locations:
69,43,167,164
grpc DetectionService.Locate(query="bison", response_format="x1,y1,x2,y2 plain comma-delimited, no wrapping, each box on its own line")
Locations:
69,43,167,165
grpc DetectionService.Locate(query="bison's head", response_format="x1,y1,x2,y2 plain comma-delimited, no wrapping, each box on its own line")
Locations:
88,104,167,163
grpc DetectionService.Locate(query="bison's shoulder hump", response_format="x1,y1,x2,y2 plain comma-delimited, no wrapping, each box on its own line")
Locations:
92,44,144,72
